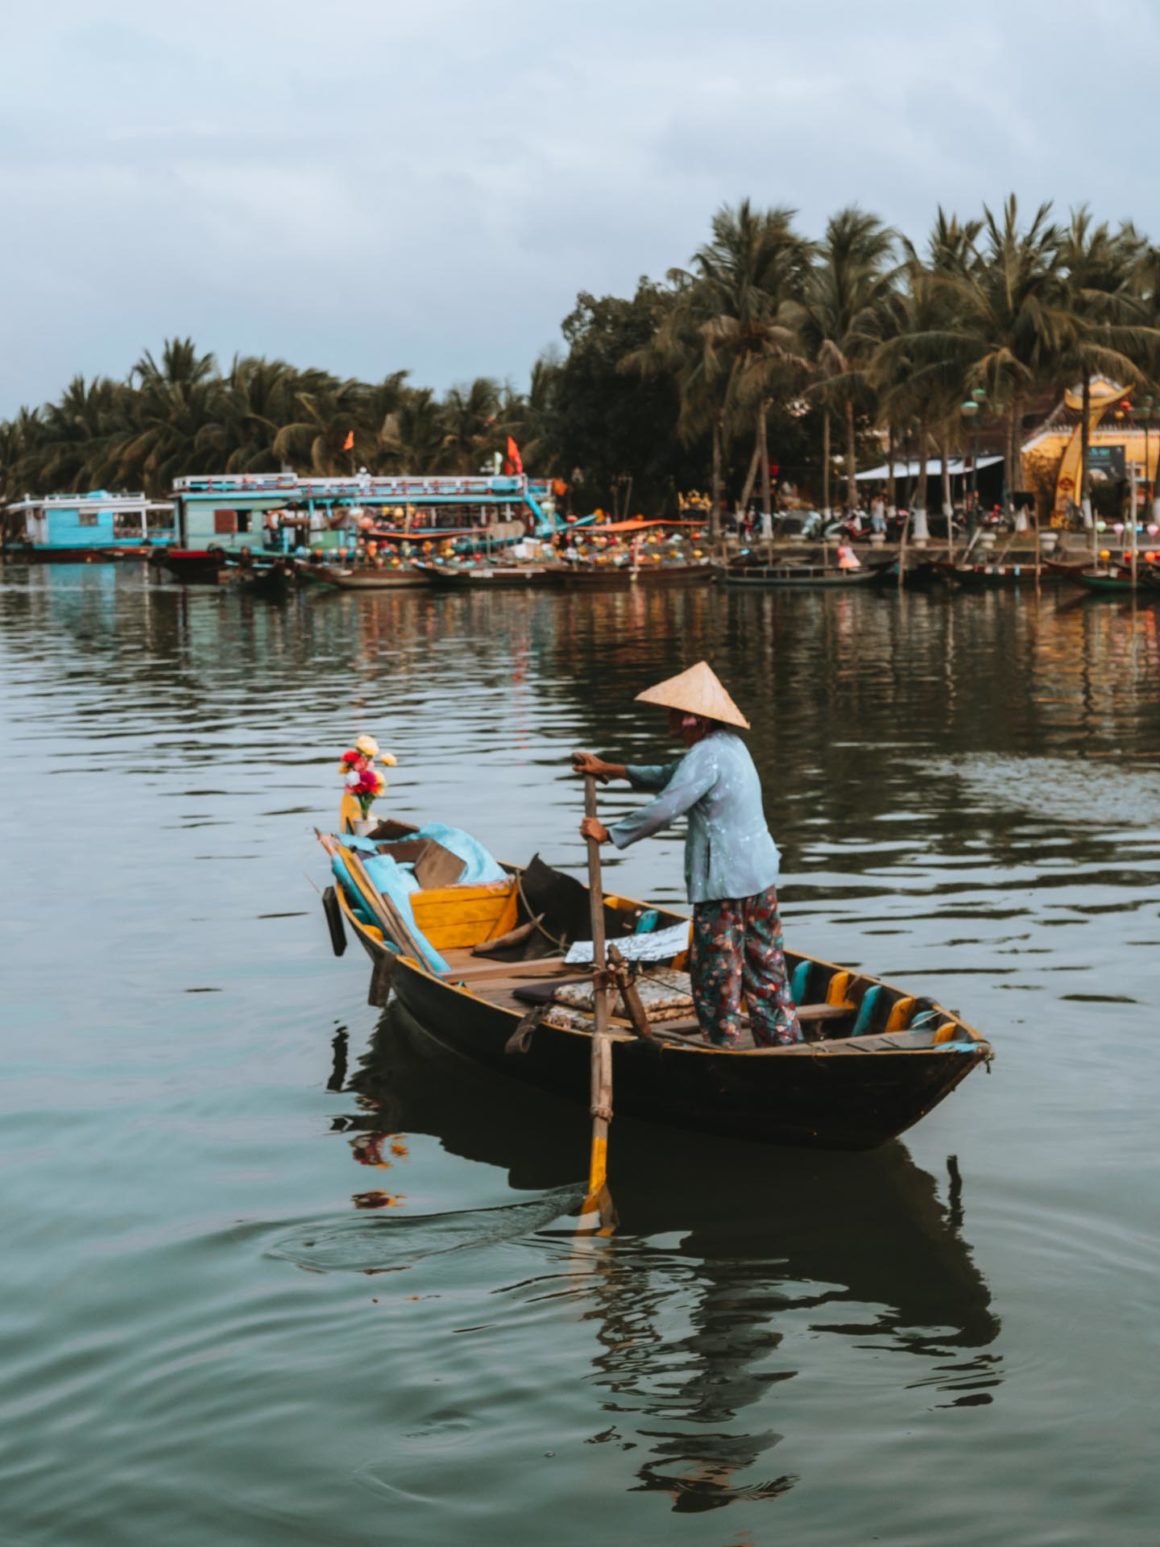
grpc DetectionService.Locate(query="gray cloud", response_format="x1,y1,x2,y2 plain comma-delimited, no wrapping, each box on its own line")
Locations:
2,0,1159,415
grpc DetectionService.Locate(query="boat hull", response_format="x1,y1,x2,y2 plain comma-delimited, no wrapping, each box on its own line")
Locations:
5,545,159,563
724,565,883,589
157,549,232,584
1076,568,1160,595
386,951,983,1150
937,561,1060,587
303,563,429,590
544,563,716,589
414,563,557,589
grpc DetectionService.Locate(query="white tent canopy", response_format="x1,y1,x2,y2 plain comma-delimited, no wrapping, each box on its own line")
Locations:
855,457,1003,482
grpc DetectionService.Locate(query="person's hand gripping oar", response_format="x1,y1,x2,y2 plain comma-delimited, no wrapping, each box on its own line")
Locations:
576,762,617,1235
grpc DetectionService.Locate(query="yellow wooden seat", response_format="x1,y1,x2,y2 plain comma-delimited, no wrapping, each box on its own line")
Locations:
410,881,519,950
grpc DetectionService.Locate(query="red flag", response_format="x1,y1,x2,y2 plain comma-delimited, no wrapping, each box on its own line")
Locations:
342,430,355,451
505,436,523,474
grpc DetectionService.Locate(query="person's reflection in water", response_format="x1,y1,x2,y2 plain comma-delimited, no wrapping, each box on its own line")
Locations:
349,1007,1002,1511
578,1147,1002,1510
582,1243,796,1511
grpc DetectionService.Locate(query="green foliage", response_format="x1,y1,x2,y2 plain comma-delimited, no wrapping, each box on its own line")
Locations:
6,196,1160,512
545,281,709,513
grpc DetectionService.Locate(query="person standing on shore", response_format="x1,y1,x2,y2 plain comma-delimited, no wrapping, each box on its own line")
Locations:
572,663,802,1048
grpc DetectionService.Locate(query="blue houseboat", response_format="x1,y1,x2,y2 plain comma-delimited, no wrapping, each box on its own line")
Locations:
1,491,176,561
163,472,555,581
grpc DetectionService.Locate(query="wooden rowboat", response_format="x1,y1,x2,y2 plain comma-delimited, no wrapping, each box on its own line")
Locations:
1075,564,1160,595
412,560,558,589
319,825,993,1151
542,562,717,590
724,561,884,589
236,558,301,599
301,561,429,590
935,559,1063,587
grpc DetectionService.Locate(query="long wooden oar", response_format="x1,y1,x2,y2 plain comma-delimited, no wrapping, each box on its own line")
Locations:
578,774,616,1234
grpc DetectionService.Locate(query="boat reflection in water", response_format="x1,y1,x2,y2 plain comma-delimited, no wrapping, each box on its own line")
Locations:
339,1004,1002,1514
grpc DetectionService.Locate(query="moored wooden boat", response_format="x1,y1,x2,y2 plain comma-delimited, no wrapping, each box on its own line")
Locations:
236,558,302,599
543,561,717,590
157,548,232,584
318,824,992,1150
724,560,885,589
1042,556,1093,583
935,558,1063,587
1075,563,1160,595
413,560,558,589
301,561,429,590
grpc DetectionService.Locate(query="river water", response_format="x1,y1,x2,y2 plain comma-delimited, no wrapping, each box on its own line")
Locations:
1,565,1158,1545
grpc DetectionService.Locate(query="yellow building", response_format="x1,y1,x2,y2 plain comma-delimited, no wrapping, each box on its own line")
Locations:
1022,379,1159,524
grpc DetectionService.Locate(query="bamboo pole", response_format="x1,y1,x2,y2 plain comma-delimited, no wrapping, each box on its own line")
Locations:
1033,499,1041,594
897,510,909,591
578,775,615,1234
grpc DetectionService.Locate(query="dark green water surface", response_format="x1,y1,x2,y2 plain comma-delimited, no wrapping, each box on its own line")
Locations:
2,566,1158,1545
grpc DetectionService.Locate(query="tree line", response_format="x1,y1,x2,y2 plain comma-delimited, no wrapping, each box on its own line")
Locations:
4,195,1159,530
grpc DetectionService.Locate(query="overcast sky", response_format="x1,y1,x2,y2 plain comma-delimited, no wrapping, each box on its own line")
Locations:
2,0,1158,416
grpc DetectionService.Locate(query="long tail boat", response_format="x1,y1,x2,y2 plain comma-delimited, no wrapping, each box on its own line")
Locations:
316,820,992,1151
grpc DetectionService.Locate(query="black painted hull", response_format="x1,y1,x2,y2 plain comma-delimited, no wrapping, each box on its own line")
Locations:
543,564,716,589
724,565,883,589
374,944,984,1151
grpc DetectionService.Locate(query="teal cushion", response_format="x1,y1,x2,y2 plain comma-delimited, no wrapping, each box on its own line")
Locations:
852,984,885,1037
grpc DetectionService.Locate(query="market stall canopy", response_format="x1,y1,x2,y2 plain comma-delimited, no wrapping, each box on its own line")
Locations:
855,457,1004,481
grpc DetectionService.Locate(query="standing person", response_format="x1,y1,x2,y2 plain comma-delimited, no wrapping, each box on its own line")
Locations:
572,663,802,1049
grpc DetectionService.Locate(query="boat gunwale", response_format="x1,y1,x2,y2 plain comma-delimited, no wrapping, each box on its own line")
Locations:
331,865,989,1061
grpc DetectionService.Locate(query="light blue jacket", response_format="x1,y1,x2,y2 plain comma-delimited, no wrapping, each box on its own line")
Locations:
608,730,781,904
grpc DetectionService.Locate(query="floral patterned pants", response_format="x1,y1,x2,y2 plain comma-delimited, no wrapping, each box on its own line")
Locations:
690,886,802,1047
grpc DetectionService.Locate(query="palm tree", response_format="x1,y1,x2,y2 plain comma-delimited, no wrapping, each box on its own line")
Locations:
0,407,47,500
35,375,127,490
625,273,733,537
800,207,897,510
680,200,813,529
506,356,560,475
195,356,297,474
908,197,1067,503
271,373,367,474
875,213,983,523
356,371,412,472
384,386,444,471
113,338,223,493
437,377,506,473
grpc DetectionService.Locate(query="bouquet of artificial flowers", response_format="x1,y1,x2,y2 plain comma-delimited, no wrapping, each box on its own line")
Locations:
338,734,396,818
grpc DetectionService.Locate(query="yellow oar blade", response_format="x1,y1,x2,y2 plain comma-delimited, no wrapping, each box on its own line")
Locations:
576,1184,617,1236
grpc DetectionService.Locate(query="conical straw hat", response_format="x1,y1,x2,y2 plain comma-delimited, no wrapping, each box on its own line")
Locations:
635,662,750,729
